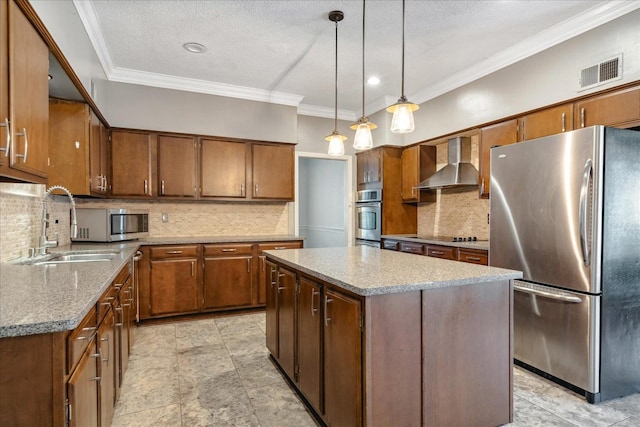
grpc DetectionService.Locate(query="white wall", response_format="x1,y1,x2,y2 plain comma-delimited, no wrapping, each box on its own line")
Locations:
298,158,347,248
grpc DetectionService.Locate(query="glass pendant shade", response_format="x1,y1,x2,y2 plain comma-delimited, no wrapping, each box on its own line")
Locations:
326,131,346,156
352,121,375,150
388,100,419,133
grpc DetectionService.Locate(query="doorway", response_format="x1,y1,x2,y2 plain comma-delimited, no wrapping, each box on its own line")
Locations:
294,152,353,248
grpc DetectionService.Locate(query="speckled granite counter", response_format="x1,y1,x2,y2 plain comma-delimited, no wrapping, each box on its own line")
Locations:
0,235,302,338
264,246,521,297
382,234,489,250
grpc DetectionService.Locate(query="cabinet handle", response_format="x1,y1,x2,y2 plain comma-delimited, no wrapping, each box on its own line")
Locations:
246,258,250,273
102,175,107,191
580,108,585,128
161,180,165,195
274,246,287,250
14,128,28,163
255,184,259,197
100,335,110,363
191,261,195,277
480,177,486,196
221,248,237,252
240,183,244,197
166,250,183,254
324,296,333,326
144,179,148,195
277,273,286,293
115,307,123,327
0,118,10,157
561,113,566,132
261,257,265,272
270,267,276,287
431,250,445,255
311,288,319,317
465,256,482,261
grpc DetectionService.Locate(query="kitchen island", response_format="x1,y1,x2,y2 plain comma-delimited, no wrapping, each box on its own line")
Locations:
264,246,522,427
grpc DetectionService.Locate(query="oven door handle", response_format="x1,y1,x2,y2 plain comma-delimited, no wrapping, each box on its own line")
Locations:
355,202,381,208
514,282,582,303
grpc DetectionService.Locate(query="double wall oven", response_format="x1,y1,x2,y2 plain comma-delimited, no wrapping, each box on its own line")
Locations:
355,189,382,248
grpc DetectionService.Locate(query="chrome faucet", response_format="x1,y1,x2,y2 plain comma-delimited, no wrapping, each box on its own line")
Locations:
37,185,78,256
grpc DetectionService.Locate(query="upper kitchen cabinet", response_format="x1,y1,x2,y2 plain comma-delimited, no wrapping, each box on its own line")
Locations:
356,148,381,188
0,0,49,183
157,134,197,198
518,103,574,141
110,129,154,197
201,138,247,198
479,120,518,198
401,145,436,203
48,99,108,196
251,143,294,200
574,86,640,129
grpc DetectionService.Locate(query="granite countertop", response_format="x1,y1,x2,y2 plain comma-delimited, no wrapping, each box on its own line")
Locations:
0,234,303,338
264,246,521,297
382,234,489,251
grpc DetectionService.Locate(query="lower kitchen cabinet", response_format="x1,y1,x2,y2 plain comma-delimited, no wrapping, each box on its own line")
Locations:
67,338,99,427
265,259,279,357
97,309,116,427
297,277,322,412
149,247,200,317
203,244,254,310
276,266,297,380
323,288,362,427
257,241,303,305
459,248,489,265
426,244,458,260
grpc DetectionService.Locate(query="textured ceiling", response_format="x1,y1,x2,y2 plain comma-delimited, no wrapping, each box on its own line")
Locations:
74,0,638,119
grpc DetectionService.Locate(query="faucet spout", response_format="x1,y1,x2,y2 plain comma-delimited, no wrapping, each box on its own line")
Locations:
38,185,78,256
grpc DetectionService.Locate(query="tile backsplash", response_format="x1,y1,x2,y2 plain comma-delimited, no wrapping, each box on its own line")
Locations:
1,183,290,262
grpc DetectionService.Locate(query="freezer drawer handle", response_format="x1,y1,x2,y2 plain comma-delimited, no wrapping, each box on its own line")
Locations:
579,159,592,267
514,283,582,303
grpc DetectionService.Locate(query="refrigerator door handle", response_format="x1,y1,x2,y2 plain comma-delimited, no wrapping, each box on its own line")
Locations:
514,282,583,303
579,159,593,267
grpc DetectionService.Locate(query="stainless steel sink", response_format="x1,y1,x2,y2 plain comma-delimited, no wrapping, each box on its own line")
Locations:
27,251,119,265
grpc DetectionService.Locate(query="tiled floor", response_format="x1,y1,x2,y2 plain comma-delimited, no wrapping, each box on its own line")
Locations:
112,313,640,427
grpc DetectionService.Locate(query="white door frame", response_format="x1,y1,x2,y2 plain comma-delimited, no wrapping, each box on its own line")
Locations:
291,151,354,247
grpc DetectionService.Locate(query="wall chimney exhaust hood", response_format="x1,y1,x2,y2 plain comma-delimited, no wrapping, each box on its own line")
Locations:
414,137,479,190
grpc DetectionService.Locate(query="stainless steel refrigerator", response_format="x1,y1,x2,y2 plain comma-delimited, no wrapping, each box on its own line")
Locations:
489,126,640,403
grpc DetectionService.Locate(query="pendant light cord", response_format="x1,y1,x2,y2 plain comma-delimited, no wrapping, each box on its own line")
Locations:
401,0,406,98
334,19,339,131
361,0,366,118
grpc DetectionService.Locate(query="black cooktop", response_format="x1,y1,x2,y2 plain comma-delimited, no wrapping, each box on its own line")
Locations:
417,235,479,243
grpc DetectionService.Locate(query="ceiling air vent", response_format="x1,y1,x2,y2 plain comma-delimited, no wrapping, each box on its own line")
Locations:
579,54,622,91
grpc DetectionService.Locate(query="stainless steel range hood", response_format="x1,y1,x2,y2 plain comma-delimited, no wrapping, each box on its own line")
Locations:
414,137,479,189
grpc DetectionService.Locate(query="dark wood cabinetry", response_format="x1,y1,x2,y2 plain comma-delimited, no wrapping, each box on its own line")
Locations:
89,110,110,195
426,244,458,260
97,309,116,427
574,86,640,129
252,143,294,200
200,139,247,198
265,259,279,357
149,249,200,317
479,120,518,198
356,148,381,188
297,276,322,412
401,144,436,203
257,242,303,305
203,244,253,310
519,103,573,141
323,288,363,427
459,248,489,265
382,238,488,265
67,338,99,427
110,130,153,197
276,266,297,380
157,134,197,198
399,241,425,255
0,0,49,183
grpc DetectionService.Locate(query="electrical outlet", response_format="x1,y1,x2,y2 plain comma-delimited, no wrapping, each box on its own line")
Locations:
162,213,169,223
487,213,490,224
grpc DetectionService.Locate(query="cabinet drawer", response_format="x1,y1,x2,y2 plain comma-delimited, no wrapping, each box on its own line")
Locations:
204,243,253,256
257,241,303,253
426,245,457,260
382,239,400,251
150,245,199,259
67,308,97,374
458,249,488,265
96,285,117,325
400,241,425,255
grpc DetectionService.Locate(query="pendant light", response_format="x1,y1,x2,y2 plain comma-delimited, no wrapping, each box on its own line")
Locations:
351,0,376,151
326,10,347,156
386,0,419,134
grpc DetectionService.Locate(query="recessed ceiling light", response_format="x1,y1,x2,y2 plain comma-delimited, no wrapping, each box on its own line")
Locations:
183,42,207,54
367,76,380,86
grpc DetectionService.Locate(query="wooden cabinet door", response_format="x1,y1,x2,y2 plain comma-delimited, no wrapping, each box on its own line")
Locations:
117,277,132,384
0,0,8,168
257,241,304,305
251,143,294,200
67,339,99,427
367,148,381,186
149,258,200,316
324,288,362,427
48,99,90,194
277,266,296,380
7,0,49,180
265,259,279,357
426,244,458,260
98,309,116,427
200,139,246,198
157,135,197,198
479,120,518,198
297,277,322,412
89,109,105,194
575,87,640,128
458,248,488,265
520,103,573,141
203,256,253,309
401,146,419,201
110,130,153,197
356,152,367,187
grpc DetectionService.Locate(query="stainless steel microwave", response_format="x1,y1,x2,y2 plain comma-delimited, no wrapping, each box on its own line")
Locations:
72,208,149,242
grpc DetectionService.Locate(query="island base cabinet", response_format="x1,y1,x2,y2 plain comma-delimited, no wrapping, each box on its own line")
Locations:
265,259,279,357
276,266,297,380
422,281,513,426
323,289,363,427
297,277,323,412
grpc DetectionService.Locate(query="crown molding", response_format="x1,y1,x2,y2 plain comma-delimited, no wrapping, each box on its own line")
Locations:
298,104,357,121
73,0,115,76
410,0,640,106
